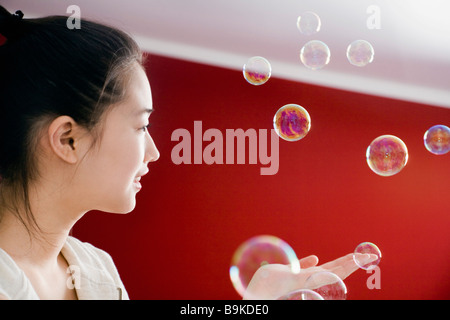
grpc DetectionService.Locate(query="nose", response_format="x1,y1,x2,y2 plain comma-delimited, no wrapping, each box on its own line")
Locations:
144,133,160,164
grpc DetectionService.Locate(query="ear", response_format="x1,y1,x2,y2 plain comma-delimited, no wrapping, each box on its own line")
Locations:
47,116,80,164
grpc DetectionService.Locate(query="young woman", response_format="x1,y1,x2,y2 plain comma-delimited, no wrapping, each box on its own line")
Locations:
0,7,374,300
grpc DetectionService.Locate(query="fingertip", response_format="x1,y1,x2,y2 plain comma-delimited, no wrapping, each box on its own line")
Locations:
300,255,319,268
310,255,319,264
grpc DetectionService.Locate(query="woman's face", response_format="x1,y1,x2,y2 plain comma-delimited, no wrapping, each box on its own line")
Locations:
79,64,159,214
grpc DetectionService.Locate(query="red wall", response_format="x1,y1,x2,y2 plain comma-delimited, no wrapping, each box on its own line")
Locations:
74,53,450,300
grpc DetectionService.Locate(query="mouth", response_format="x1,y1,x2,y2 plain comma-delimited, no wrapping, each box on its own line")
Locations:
133,169,148,191
133,177,142,190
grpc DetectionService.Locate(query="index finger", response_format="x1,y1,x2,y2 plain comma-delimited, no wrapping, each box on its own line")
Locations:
320,253,378,280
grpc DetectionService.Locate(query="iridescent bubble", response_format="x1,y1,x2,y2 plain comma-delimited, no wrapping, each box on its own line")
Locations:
346,40,375,67
353,242,382,270
304,271,347,300
424,124,450,155
229,235,300,298
366,135,408,176
300,40,330,70
273,104,311,142
278,289,324,300
243,56,271,85
296,11,321,36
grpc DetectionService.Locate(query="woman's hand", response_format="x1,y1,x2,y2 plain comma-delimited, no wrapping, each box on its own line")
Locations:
243,253,377,300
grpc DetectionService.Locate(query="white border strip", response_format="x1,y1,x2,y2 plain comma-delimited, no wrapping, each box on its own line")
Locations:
135,35,450,109
8,7,450,109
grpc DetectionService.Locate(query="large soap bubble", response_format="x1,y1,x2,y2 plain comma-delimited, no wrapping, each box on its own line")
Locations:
229,235,300,298
366,135,408,176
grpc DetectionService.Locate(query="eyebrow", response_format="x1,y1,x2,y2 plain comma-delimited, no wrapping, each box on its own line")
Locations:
136,108,153,116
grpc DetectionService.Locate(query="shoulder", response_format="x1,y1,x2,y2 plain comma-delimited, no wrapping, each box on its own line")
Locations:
63,236,129,300
64,236,124,284
65,236,116,270
0,248,39,299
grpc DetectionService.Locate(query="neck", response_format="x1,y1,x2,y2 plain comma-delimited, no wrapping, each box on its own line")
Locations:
0,212,74,269
0,184,85,269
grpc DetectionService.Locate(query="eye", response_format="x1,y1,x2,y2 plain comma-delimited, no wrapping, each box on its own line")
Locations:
141,124,151,132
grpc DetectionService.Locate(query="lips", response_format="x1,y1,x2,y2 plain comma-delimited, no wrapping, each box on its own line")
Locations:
136,169,149,179
133,169,148,190
133,177,142,190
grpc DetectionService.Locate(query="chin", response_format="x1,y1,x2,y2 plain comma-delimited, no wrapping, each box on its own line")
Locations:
115,201,137,214
113,206,135,214
97,197,137,214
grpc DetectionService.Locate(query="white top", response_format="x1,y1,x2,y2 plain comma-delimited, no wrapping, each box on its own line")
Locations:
0,236,129,300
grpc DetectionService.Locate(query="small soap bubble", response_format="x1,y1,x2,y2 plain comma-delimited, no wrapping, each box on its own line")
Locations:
278,289,324,300
273,104,311,141
304,271,347,300
297,11,321,36
366,135,408,176
229,235,300,298
346,40,374,67
424,125,450,155
353,242,382,270
243,56,271,85
300,40,330,70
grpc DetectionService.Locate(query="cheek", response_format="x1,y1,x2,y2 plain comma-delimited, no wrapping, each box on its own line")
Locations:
120,146,143,179
91,133,144,184
88,141,142,211
110,138,144,178
124,135,149,171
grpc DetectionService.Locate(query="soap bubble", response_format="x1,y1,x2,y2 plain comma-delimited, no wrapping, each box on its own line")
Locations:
278,289,324,300
273,104,311,141
346,40,374,67
304,271,347,300
353,242,382,270
297,12,321,36
300,40,330,70
424,125,450,155
366,135,408,176
243,56,271,85
229,235,300,298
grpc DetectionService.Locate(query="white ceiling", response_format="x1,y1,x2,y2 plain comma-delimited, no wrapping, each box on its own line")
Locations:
4,0,450,108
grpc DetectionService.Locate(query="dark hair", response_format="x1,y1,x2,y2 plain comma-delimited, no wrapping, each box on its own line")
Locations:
0,6,144,236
